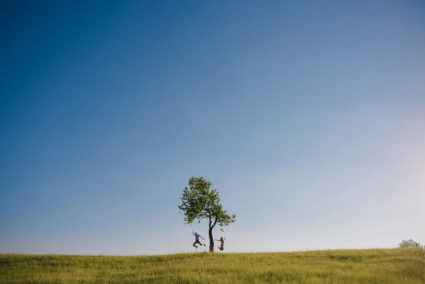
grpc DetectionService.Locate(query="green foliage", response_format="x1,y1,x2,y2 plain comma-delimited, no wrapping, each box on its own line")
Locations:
399,239,421,248
1,249,425,283
178,177,236,228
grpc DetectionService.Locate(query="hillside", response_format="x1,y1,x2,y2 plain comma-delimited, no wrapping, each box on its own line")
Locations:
1,249,424,283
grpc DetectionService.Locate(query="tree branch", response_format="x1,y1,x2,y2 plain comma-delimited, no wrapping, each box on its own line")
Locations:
212,217,218,228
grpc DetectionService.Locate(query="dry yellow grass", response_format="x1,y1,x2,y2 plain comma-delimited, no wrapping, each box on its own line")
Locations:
1,248,424,283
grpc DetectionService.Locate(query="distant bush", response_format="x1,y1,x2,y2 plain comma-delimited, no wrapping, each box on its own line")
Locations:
399,239,421,248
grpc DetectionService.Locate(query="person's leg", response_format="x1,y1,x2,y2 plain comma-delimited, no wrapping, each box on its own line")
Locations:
193,241,198,248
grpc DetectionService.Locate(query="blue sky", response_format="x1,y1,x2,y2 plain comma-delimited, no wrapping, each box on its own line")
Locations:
1,0,424,254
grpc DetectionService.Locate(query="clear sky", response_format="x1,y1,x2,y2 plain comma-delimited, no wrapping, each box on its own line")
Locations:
1,0,424,255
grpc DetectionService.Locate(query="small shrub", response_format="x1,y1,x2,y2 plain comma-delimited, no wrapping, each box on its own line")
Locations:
399,239,421,248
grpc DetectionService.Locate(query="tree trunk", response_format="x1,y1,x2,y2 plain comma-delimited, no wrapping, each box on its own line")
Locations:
208,226,214,252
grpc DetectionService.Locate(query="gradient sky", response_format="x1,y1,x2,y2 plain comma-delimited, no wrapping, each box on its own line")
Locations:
1,0,424,255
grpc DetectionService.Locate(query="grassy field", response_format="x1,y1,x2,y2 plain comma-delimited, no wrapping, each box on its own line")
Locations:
1,248,424,283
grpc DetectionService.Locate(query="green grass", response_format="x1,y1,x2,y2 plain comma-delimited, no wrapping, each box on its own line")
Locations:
1,249,424,283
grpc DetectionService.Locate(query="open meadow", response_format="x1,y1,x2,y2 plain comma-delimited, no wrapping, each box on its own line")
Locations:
1,248,424,283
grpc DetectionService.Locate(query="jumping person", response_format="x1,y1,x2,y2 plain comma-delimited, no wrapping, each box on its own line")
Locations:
192,231,206,248
215,237,225,251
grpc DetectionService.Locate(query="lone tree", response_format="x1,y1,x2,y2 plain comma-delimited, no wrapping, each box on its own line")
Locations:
178,177,236,252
